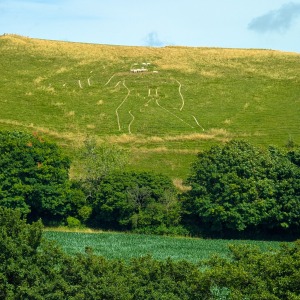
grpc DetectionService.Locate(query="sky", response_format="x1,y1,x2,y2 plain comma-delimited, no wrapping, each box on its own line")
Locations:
0,0,300,53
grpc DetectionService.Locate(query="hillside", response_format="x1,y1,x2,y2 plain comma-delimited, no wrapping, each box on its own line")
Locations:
0,34,299,179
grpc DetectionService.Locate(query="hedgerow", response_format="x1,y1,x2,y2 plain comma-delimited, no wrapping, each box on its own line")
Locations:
1,207,300,299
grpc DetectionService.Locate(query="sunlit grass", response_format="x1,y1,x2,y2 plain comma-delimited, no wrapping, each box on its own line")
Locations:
1,34,300,179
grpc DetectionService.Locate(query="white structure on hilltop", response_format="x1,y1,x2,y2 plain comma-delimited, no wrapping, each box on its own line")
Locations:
130,62,152,73
130,68,148,73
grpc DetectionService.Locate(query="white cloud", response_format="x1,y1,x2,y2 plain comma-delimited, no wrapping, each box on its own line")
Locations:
248,2,300,33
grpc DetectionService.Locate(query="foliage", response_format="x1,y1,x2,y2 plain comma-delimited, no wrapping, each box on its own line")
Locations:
0,207,44,299
89,171,183,233
78,136,128,200
202,241,300,299
66,216,81,228
287,146,300,167
1,207,300,299
184,140,300,234
0,131,85,222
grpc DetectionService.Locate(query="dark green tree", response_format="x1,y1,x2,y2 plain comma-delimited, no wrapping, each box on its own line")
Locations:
90,171,184,234
184,140,300,234
202,241,300,299
0,131,84,222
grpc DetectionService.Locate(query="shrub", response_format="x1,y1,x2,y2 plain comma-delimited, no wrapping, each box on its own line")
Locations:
66,216,81,228
89,171,183,233
0,131,86,223
1,206,300,299
184,140,300,234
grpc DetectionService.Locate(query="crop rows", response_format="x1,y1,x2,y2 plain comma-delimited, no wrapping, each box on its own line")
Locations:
44,230,282,263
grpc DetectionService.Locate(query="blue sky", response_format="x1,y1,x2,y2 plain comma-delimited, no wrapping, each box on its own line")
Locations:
1,0,300,53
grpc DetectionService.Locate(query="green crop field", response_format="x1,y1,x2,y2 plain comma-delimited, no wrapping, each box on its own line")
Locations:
1,34,300,179
44,230,282,263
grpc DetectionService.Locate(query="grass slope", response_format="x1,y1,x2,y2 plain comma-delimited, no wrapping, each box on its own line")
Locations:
44,230,282,263
1,34,300,178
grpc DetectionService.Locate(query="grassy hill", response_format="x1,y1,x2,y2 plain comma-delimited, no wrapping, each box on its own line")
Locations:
1,34,299,179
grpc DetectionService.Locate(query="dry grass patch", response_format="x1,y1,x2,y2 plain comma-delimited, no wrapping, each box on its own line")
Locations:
105,130,234,145
0,119,86,144
200,70,223,78
223,119,232,125
43,227,105,234
106,134,139,144
244,102,250,110
3,35,299,82
173,178,192,192
37,85,56,94
66,111,75,117
86,124,96,129
34,76,46,84
131,147,198,154
51,102,65,107
56,67,69,74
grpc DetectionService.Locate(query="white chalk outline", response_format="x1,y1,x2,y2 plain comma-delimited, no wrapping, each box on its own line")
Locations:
128,110,135,134
192,115,205,131
156,98,194,129
146,98,152,105
114,81,121,88
115,81,130,131
104,74,116,86
175,80,184,111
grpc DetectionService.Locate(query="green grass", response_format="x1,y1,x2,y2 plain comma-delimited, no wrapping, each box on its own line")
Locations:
43,230,282,263
1,34,300,179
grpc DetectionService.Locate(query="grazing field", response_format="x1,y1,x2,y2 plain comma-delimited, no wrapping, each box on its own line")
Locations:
44,230,282,263
1,34,300,178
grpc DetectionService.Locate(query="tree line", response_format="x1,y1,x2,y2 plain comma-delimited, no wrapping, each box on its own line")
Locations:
1,207,300,299
0,130,300,237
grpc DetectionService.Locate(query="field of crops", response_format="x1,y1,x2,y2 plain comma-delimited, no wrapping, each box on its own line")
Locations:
43,230,283,263
1,34,300,178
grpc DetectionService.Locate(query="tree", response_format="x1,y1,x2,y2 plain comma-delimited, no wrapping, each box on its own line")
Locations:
0,207,44,298
89,171,184,234
202,241,300,299
184,140,300,234
78,136,128,200
0,131,84,222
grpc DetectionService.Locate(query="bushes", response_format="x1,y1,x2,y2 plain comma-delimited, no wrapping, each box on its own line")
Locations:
184,140,300,235
0,207,202,299
0,130,184,233
66,216,82,228
1,130,300,237
202,241,300,299
0,131,86,224
88,171,184,233
1,206,300,299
